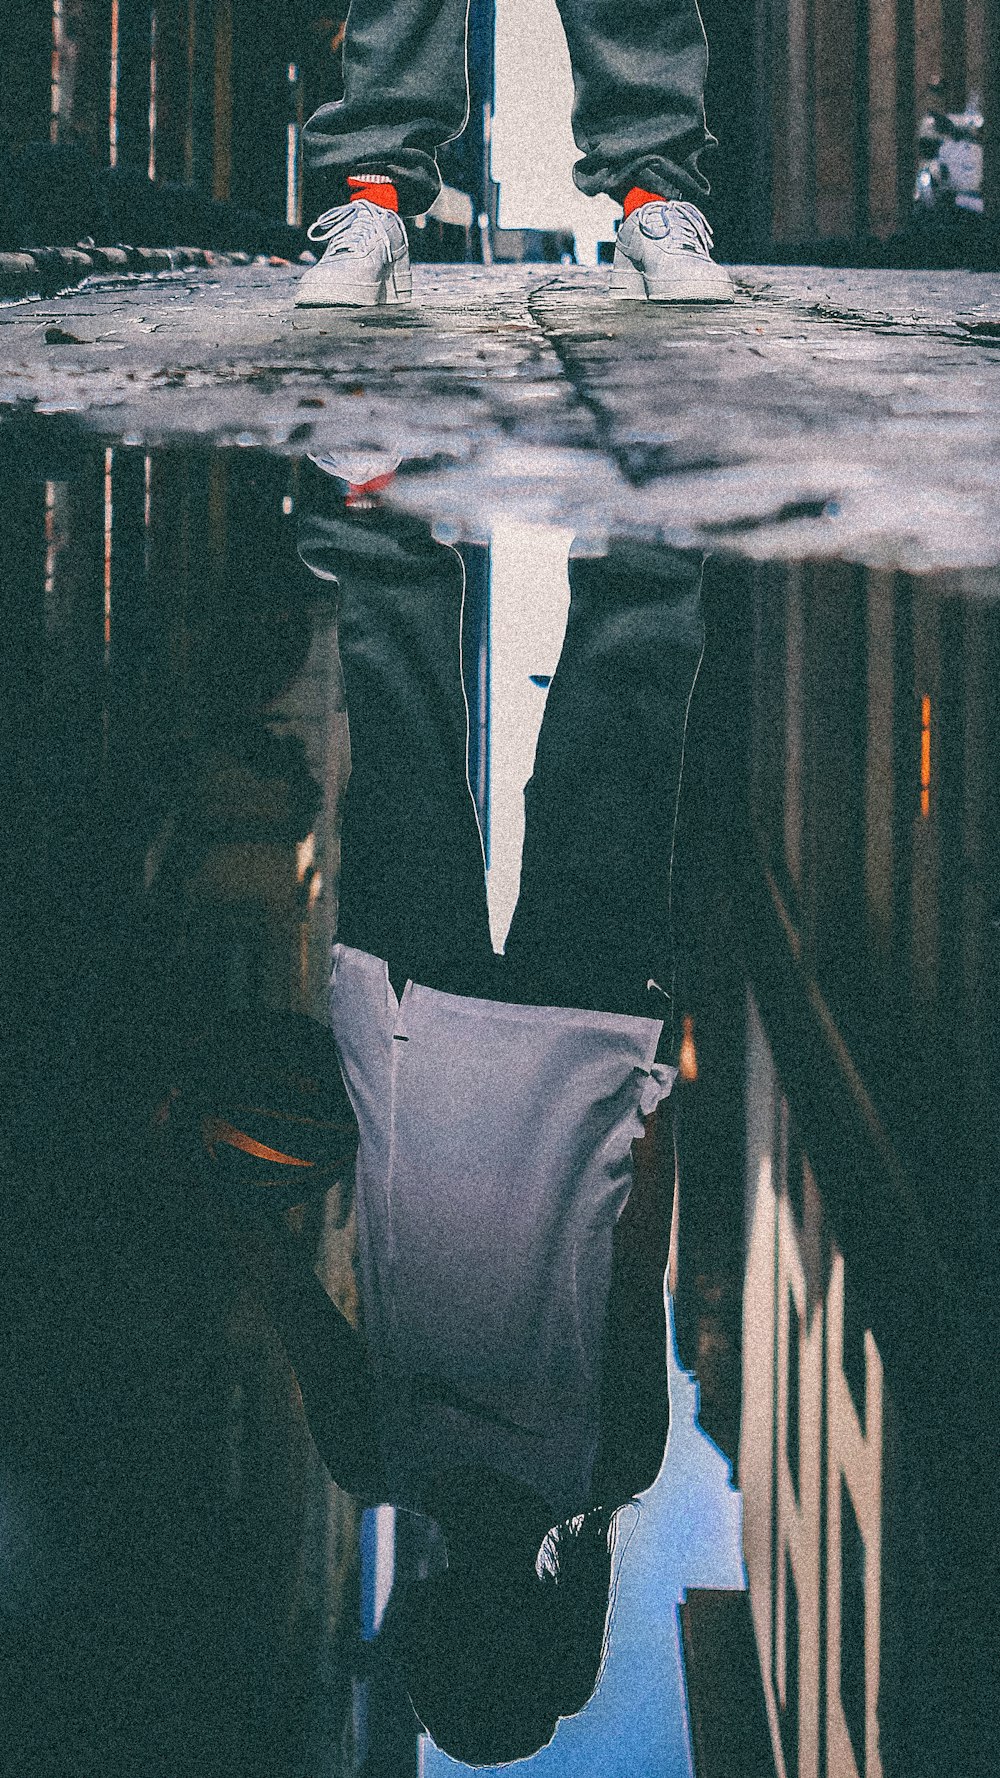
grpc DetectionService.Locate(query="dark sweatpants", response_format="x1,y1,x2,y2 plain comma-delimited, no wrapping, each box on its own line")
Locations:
297,490,705,1057
302,0,716,215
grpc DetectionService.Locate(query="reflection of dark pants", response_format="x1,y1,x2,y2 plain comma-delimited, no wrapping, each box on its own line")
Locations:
303,0,715,215
300,498,704,1054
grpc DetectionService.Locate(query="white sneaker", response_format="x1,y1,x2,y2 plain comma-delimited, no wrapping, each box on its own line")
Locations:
295,199,412,307
609,200,734,302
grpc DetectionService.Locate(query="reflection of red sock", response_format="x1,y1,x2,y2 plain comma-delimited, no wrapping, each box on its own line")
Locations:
347,175,399,212
623,185,666,217
345,470,397,509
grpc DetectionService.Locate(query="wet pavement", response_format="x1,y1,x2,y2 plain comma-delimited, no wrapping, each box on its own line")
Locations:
1,262,1000,565
2,286,998,1778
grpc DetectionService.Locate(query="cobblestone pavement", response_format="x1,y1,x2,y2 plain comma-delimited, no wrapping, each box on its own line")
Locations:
2,261,999,568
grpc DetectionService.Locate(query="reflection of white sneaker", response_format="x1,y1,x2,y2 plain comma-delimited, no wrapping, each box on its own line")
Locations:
295,200,412,307
307,449,402,507
307,450,403,484
609,201,734,302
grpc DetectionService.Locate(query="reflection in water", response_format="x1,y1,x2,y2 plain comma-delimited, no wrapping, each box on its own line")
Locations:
424,1305,744,1778
295,467,738,1769
4,442,362,1778
676,555,999,1778
4,433,995,1777
3,438,743,1778
746,558,999,1279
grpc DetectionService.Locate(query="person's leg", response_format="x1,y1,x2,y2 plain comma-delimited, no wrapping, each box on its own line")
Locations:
503,543,705,1039
301,0,473,218
552,0,716,207
298,483,495,1000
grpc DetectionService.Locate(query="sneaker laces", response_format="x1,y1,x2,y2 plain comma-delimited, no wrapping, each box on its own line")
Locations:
638,200,715,254
307,199,399,257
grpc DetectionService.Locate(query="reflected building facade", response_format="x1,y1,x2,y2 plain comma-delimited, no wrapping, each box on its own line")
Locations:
723,557,998,1778
742,998,886,1778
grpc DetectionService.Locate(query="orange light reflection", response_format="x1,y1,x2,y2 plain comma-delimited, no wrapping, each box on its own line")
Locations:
679,1013,698,1083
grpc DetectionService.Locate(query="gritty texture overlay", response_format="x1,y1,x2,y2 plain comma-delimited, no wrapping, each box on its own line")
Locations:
2,261,999,568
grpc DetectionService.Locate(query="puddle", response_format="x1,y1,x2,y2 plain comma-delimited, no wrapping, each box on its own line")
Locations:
3,431,996,1778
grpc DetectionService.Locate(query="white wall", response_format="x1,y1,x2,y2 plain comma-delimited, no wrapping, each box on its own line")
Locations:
485,521,573,954
490,0,621,262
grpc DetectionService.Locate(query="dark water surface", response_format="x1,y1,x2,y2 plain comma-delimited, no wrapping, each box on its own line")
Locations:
3,437,997,1778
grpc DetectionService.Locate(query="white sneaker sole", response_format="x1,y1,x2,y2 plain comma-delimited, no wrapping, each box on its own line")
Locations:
294,264,412,308
608,252,735,303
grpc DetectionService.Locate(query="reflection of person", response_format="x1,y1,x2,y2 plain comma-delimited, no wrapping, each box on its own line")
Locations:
295,0,733,305
219,487,704,1765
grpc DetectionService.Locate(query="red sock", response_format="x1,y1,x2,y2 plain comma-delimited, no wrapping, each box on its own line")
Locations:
347,175,399,212
623,185,667,217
